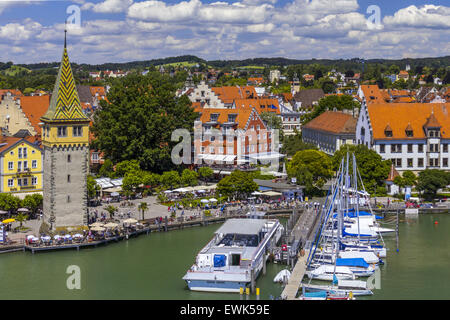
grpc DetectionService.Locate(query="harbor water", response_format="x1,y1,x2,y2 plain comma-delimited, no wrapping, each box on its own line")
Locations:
0,214,449,300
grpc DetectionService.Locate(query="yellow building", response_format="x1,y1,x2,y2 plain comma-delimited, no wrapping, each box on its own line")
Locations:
0,136,43,196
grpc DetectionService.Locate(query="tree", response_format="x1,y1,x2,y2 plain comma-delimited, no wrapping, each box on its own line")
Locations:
115,160,140,177
105,205,118,219
122,170,143,193
281,130,317,156
87,175,100,199
181,169,198,187
332,145,391,195
198,167,214,184
161,170,180,189
287,150,333,195
92,72,198,173
142,172,161,192
14,212,28,229
216,170,258,200
22,193,43,216
304,95,360,123
98,159,115,178
416,169,450,201
0,193,21,212
138,202,148,220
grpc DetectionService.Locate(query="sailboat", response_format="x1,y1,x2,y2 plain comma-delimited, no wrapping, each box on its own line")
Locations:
300,153,387,298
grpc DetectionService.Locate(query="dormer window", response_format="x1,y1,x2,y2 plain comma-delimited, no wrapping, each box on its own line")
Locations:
405,123,413,137
384,124,393,137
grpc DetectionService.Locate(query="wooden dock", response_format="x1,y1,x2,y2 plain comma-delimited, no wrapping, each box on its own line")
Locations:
281,248,310,300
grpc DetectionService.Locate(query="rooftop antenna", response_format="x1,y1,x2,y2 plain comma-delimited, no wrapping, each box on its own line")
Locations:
64,21,67,48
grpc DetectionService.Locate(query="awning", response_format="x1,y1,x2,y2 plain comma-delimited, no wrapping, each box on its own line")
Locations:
104,187,122,193
223,155,236,162
248,152,285,161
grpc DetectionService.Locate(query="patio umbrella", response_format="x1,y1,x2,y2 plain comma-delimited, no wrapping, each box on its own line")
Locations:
104,222,118,228
0,210,8,215
123,218,137,224
200,199,209,203
17,208,29,212
209,198,218,202
73,234,83,238
91,226,105,232
53,235,62,239
2,218,15,224
89,222,104,227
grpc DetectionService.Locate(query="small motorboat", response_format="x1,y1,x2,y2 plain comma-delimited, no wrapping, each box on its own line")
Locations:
273,269,291,283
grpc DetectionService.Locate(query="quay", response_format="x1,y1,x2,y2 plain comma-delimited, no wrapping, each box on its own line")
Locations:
2,207,297,254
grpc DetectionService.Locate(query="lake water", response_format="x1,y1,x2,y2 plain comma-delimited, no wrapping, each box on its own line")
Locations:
0,214,448,300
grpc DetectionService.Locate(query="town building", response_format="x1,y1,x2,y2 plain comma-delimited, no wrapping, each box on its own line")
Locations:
40,31,91,230
356,101,450,172
0,136,43,197
269,70,281,84
291,88,325,111
302,111,357,155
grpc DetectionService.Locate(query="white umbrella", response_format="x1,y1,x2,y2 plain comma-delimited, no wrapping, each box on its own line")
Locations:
90,222,104,227
123,218,137,224
91,226,105,232
209,198,218,202
164,190,173,193
64,234,72,239
53,235,62,239
104,222,119,228
0,210,8,215
73,234,83,238
27,235,35,240
200,199,209,203
17,208,29,212
40,236,51,241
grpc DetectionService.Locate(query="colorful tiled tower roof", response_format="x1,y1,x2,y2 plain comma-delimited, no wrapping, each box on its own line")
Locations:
41,30,89,123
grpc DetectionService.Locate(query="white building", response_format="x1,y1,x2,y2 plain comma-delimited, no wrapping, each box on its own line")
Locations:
356,101,450,172
269,70,281,84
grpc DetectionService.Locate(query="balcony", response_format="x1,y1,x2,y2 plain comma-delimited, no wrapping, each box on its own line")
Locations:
16,168,32,176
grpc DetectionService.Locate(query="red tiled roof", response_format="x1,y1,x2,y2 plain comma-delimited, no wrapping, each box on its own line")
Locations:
303,111,357,134
20,95,50,135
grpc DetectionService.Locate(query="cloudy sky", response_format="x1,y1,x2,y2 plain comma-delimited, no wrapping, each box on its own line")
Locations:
0,0,449,64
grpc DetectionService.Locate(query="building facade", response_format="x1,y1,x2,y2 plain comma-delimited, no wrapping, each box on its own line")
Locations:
0,137,43,196
40,34,91,230
356,101,450,172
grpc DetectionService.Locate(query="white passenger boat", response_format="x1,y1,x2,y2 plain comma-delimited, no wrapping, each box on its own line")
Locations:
183,218,283,292
306,265,355,281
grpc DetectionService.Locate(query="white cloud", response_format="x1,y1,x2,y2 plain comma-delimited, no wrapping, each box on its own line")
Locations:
128,0,201,22
383,5,450,29
83,0,133,13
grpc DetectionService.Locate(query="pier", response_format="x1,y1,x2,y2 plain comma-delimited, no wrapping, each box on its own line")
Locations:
280,206,322,300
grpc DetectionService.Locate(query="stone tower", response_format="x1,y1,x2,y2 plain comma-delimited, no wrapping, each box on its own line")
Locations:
40,31,90,231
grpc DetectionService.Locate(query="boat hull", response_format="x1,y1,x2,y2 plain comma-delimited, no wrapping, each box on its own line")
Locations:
185,279,248,293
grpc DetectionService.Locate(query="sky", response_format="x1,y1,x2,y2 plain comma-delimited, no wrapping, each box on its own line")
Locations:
0,0,449,64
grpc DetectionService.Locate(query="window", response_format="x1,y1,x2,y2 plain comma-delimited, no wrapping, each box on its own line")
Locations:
17,161,22,172
57,126,67,137
67,155,71,163
209,147,214,153
67,195,71,203
18,148,23,159
393,158,402,168
444,158,449,167
23,147,27,158
418,158,424,167
17,178,22,186
379,144,385,153
392,144,402,153
227,147,233,154
8,162,13,170
418,144,424,153
73,126,82,137
444,144,448,153
32,177,37,185
23,178,28,186
429,158,439,167
32,160,37,169
67,175,71,183
407,144,413,153
23,161,28,169
210,136,215,142
407,158,413,167
7,179,13,187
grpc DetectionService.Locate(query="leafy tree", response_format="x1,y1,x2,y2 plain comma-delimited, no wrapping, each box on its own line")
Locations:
14,212,28,229
394,170,417,191
216,170,258,200
416,169,450,201
161,170,180,189
198,167,214,184
0,193,21,212
22,193,43,215
115,160,140,177
304,95,360,123
98,159,115,178
281,130,317,156
142,172,161,191
332,145,391,195
287,149,333,195
87,175,101,199
122,170,143,193
105,205,118,219
181,169,198,187
92,72,198,173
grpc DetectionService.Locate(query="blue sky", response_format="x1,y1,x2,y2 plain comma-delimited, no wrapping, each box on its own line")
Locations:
0,0,449,64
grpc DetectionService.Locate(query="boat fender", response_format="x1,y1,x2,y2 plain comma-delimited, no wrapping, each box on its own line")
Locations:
281,244,287,251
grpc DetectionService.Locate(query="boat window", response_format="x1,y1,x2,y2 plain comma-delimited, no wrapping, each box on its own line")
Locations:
231,254,241,266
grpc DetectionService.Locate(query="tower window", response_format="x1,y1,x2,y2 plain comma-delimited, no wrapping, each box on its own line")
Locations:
67,195,71,203
68,155,71,163
73,126,83,137
67,174,71,183
57,126,67,137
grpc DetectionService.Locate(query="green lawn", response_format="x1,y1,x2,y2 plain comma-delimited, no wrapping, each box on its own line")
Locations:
1,65,31,76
